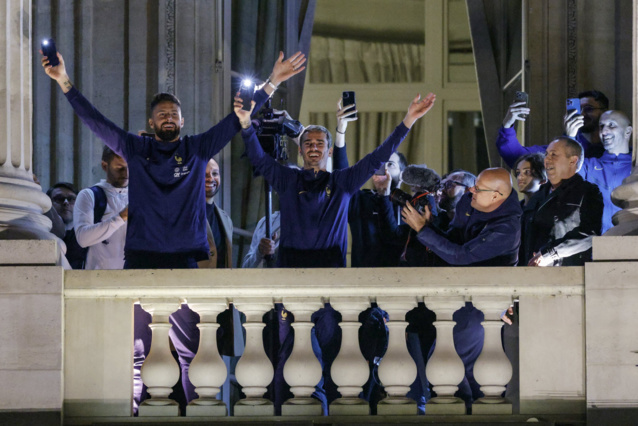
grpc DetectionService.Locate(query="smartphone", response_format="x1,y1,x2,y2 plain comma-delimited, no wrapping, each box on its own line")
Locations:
374,163,386,175
239,79,255,112
514,91,528,118
342,91,357,119
41,38,59,67
566,98,581,115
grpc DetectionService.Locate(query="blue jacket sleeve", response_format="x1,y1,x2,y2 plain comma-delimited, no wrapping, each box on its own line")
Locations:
496,127,547,168
332,146,349,170
415,219,519,266
375,195,410,246
65,87,136,159
241,126,296,194
198,88,271,159
333,123,410,193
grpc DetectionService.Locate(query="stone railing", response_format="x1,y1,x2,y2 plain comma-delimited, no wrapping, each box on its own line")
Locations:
60,265,587,421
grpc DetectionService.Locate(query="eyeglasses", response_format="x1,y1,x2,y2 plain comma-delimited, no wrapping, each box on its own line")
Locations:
472,185,503,196
582,106,604,114
52,195,76,204
442,180,469,190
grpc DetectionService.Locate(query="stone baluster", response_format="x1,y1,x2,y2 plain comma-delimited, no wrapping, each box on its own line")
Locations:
281,297,324,416
233,298,275,416
425,296,466,415
138,299,182,416
471,296,513,414
186,299,229,417
376,297,417,415
604,173,638,236
330,297,371,415
0,0,57,242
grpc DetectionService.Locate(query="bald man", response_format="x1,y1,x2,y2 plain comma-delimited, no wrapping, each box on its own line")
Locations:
402,167,523,266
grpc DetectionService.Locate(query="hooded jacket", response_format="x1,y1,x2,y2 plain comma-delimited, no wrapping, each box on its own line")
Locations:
520,173,603,266
415,190,523,266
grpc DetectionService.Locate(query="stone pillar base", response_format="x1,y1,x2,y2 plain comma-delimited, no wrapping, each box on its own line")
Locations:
425,400,466,415
473,400,513,415
282,399,322,416
330,398,370,415
186,402,227,417
377,399,417,415
138,401,179,417
234,401,274,417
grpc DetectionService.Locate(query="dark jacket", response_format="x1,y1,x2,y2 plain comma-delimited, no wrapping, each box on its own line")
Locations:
415,190,522,266
520,173,603,266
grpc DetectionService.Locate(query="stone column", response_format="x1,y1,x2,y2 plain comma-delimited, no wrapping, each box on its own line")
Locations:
281,297,324,416
329,297,371,415
0,1,55,241
233,298,274,417
138,299,182,417
186,299,228,417
376,297,418,415
472,296,513,415
425,296,466,415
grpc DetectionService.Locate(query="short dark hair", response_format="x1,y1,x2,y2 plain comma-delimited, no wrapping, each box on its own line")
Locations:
445,169,477,188
101,146,119,164
46,182,78,197
578,90,609,110
300,125,332,148
554,137,584,172
394,152,408,171
514,152,547,181
150,92,181,113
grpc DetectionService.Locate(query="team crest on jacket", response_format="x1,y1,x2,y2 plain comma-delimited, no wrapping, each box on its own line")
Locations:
326,185,331,197
175,155,183,165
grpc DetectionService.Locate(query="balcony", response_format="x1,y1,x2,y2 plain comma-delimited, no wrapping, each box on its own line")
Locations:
1,237,637,425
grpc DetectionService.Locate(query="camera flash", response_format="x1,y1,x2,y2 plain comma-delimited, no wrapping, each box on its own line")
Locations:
42,39,49,46
242,79,253,88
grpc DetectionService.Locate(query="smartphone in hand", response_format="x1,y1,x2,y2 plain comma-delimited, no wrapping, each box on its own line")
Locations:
566,98,581,115
514,91,528,118
41,38,59,67
239,79,255,112
342,91,357,119
374,162,387,175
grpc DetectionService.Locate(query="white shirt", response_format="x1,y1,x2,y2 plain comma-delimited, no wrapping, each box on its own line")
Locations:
241,211,280,268
74,180,128,269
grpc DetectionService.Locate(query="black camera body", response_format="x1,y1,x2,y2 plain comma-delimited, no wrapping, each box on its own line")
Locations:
255,100,303,161
390,188,431,214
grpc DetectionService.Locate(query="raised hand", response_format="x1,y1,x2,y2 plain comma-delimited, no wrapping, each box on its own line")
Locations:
269,51,307,86
372,169,392,196
503,101,531,128
336,97,358,131
563,109,584,137
403,93,436,129
41,50,73,93
233,93,255,129
401,203,431,233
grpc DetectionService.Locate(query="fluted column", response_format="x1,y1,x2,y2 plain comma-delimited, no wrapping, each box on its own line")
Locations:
472,296,513,415
233,298,274,417
376,297,417,415
0,1,56,241
281,297,324,416
330,297,371,415
186,299,228,417
138,299,182,417
425,296,466,415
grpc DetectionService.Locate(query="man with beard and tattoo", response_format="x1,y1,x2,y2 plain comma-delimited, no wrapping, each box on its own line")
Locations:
42,49,306,413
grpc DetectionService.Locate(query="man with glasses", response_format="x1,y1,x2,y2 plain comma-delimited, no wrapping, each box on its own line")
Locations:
46,182,85,268
435,170,476,228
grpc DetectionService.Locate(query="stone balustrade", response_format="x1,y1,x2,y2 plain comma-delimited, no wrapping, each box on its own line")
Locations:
59,266,587,421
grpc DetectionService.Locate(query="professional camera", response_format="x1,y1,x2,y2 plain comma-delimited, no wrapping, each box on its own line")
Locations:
390,188,432,214
255,100,303,162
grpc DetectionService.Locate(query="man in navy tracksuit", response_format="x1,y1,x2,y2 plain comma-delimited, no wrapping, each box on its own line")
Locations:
235,92,436,413
42,49,306,411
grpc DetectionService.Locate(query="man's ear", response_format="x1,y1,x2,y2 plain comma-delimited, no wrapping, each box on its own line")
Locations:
180,117,185,127
328,147,333,157
148,118,154,129
101,160,108,173
625,125,633,138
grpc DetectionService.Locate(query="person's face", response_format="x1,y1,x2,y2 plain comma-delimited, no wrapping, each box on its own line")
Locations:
102,155,129,188
580,96,605,133
50,187,76,224
514,160,543,195
544,140,577,187
205,159,221,199
599,111,632,153
469,175,500,212
148,101,184,142
299,131,332,170
386,153,402,182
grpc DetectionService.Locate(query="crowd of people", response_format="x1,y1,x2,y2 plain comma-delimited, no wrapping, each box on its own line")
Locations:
41,46,631,415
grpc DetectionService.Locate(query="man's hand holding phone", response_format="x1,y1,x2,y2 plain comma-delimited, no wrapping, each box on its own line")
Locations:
40,45,73,93
564,99,584,137
502,101,531,128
